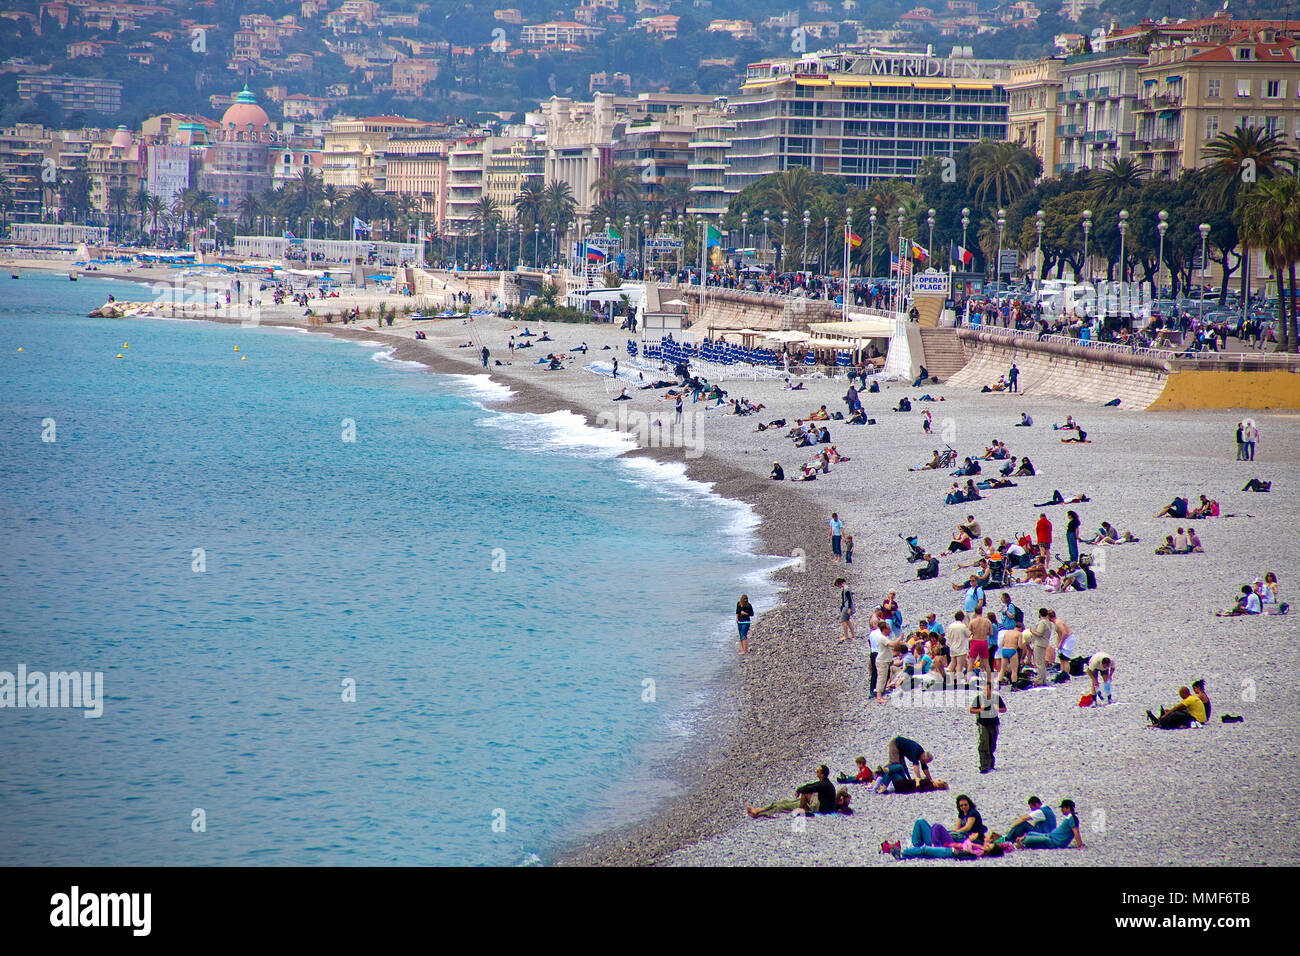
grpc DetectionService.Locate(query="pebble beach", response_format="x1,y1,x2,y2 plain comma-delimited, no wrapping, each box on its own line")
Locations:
72,272,1300,867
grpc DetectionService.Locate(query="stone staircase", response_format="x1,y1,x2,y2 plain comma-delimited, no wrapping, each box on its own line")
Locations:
917,328,969,381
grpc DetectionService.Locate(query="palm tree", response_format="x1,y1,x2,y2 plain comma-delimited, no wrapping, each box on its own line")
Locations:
350,183,379,222
513,180,545,228
656,178,691,218
542,180,577,233
1240,177,1300,351
0,178,14,235
1090,157,1150,204
1202,125,1297,209
590,163,640,220
967,140,1037,212
145,193,166,242
469,196,499,262
132,185,149,236
237,194,261,230
1204,127,1298,303
108,185,130,237
761,166,816,218
322,184,342,239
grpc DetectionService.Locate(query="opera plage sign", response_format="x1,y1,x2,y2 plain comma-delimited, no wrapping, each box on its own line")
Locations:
912,271,951,296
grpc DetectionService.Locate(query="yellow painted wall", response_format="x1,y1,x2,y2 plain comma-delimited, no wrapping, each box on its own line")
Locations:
913,294,944,328
1149,370,1300,410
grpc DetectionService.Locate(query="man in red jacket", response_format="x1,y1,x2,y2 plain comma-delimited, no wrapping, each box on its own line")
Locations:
1035,513,1052,557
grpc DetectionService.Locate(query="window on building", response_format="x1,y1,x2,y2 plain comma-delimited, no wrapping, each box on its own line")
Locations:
1265,80,1284,98
1207,78,1220,98
1237,79,1251,97
1265,115,1282,134
1206,115,1219,139
1236,47,1253,60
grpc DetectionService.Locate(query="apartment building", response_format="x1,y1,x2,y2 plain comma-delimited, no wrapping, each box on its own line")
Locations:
0,124,59,223
1006,57,1062,176
17,74,123,115
1134,21,1300,177
1054,46,1148,173
687,109,737,219
383,132,455,230
322,115,435,189
729,50,1014,188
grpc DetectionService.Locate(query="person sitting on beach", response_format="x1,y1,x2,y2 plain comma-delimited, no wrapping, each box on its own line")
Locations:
1216,584,1262,616
1060,426,1088,443
770,461,785,481
952,457,982,477
982,440,1010,460
945,527,973,555
817,426,832,444
912,450,943,471
613,387,631,401
783,378,807,391
798,405,830,424
1085,522,1119,545
1016,412,1033,427
547,355,563,370
1147,687,1207,728
1004,797,1058,843
837,756,875,784
791,463,818,482
1155,497,1190,519
944,484,967,506
747,765,849,817
895,397,912,413
1015,800,1084,849
963,480,982,502
1172,527,1191,553
916,553,940,580
1014,457,1036,477
848,409,868,425
1053,415,1077,431
999,456,1019,477
1189,495,1221,519
1020,554,1048,584
827,446,851,464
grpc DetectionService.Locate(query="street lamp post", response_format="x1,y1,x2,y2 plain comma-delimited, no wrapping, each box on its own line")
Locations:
1198,222,1211,324
495,223,500,268
741,213,748,252
868,206,877,284
960,206,970,259
927,207,935,264
535,223,541,268
1117,209,1129,321
896,206,905,313
801,210,810,274
822,216,829,276
842,205,852,321
762,210,769,262
995,208,1006,290
1156,209,1168,299
781,214,789,271
1081,209,1092,285
1035,209,1044,305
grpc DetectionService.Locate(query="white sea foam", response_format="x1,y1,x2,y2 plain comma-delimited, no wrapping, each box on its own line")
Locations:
370,348,427,371
444,373,516,403
477,408,635,458
269,325,313,334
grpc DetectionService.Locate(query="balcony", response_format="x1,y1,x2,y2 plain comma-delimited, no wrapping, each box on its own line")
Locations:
1057,123,1077,136
1153,138,1177,151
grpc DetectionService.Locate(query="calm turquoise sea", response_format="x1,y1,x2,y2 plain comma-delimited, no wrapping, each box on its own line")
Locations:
0,271,779,865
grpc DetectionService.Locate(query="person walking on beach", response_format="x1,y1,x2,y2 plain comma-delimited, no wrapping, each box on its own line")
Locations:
1035,512,1052,558
970,682,1007,773
736,594,754,655
674,394,683,424
481,345,490,368
612,356,619,377
835,578,856,643
946,611,972,688
1245,420,1258,461
829,512,844,561
1047,610,1075,670
1008,363,1019,393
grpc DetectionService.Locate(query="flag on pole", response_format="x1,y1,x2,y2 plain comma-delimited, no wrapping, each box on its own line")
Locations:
845,225,862,249
353,217,370,234
706,224,722,248
911,240,929,262
608,225,622,240
283,230,295,240
586,244,607,262
950,242,974,267
890,253,899,273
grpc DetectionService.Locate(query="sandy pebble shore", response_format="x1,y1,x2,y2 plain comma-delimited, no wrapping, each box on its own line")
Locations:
84,279,1300,866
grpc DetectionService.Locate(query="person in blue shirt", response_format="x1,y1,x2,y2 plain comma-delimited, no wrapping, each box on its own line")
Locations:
963,579,985,615
1004,795,1057,842
1017,799,1085,849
